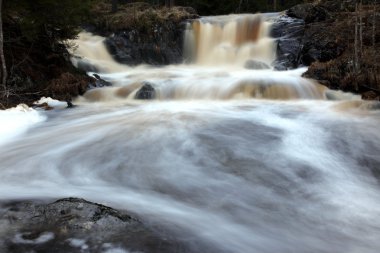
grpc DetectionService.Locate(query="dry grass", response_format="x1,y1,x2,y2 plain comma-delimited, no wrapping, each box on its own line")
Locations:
91,2,198,32
46,72,95,101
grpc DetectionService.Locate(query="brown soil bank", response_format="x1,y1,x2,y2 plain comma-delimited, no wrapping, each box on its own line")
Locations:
292,1,380,100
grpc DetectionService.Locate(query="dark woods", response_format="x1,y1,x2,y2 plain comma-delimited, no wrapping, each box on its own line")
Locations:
0,0,97,107
0,0,379,107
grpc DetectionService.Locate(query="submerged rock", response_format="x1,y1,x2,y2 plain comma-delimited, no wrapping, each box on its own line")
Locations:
135,83,156,100
0,198,188,253
244,60,270,70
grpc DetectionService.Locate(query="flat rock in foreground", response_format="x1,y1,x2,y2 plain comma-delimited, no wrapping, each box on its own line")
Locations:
0,198,188,253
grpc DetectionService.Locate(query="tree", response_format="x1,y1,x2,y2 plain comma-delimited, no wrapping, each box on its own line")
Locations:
112,0,118,13
165,0,175,8
1,0,97,97
373,0,377,48
5,0,96,42
0,0,6,92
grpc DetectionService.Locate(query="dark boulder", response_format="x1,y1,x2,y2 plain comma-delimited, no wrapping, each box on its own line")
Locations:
287,3,331,24
0,198,188,253
299,30,345,66
135,82,156,100
104,22,185,66
272,4,343,69
271,15,305,70
89,74,113,89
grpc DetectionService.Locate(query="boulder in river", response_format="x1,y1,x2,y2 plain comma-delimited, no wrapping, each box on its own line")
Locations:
135,82,156,100
90,74,113,89
244,60,270,70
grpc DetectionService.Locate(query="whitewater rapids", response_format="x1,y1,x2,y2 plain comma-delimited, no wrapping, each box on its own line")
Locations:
1,13,380,253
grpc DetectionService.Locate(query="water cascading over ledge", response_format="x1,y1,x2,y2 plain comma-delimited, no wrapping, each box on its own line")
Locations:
183,14,276,67
69,14,329,102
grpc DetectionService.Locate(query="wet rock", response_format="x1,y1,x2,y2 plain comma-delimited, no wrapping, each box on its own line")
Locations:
105,23,185,66
287,3,331,24
89,74,113,89
135,83,156,100
271,15,305,70
33,102,54,111
244,60,270,70
94,4,198,66
272,3,343,69
0,198,187,253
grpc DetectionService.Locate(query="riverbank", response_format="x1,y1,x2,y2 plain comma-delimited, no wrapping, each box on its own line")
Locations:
0,2,197,109
1,1,379,109
286,1,379,99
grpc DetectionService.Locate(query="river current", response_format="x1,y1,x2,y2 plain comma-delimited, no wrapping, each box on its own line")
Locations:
0,14,380,253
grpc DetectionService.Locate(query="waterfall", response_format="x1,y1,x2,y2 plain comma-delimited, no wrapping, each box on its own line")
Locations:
184,14,275,66
1,11,380,253
69,15,328,103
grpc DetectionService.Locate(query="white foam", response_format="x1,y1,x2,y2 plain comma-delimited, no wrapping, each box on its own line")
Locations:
12,232,55,244
0,104,46,147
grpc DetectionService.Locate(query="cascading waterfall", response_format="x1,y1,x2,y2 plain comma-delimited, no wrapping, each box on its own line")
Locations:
184,14,275,66
69,14,328,101
1,12,380,253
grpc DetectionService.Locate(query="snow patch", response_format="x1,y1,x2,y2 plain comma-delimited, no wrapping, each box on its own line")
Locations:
35,97,67,109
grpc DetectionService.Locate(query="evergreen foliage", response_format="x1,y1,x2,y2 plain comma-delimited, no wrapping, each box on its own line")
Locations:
144,0,306,15
4,0,98,41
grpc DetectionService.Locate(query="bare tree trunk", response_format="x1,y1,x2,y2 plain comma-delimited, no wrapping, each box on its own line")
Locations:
374,0,377,48
165,0,174,8
355,2,358,70
0,0,7,92
359,0,363,52
354,1,359,90
374,0,378,87
238,0,243,13
112,0,118,13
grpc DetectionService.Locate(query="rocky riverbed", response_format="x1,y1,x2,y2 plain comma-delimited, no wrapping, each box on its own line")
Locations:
0,198,193,253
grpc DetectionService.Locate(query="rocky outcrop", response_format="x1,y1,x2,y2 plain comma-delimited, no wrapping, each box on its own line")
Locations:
272,2,344,70
105,22,186,65
287,3,331,24
271,15,305,70
272,1,380,98
0,198,189,253
91,3,198,65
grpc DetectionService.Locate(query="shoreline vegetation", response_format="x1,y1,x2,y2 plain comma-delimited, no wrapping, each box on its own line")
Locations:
0,0,379,109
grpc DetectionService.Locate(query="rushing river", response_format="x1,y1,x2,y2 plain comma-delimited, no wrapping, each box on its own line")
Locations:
1,14,380,253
